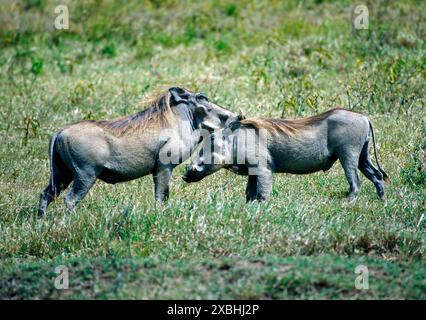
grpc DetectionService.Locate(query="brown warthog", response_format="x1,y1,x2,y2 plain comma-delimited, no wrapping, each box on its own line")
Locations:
183,108,389,202
38,87,236,216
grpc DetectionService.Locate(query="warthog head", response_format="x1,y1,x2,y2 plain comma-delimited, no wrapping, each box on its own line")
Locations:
169,87,236,131
182,128,233,183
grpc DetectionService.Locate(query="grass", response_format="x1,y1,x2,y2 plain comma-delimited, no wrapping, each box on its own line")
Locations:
0,0,425,299
2,255,425,299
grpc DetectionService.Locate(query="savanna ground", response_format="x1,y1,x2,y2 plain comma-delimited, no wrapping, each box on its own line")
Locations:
0,0,425,299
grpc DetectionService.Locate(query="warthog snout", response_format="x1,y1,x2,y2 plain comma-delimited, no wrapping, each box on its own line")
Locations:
182,165,204,183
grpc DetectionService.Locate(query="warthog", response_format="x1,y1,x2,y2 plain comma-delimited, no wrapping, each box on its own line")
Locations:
183,108,389,202
38,87,236,216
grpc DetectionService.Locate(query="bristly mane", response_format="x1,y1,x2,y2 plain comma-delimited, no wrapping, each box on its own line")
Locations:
97,91,174,136
239,108,349,136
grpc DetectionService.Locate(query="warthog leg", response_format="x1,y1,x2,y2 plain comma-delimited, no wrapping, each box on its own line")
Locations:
38,186,54,217
246,175,258,202
64,173,97,211
339,153,361,202
358,141,385,199
38,159,72,217
39,181,70,217
255,168,273,201
153,165,173,202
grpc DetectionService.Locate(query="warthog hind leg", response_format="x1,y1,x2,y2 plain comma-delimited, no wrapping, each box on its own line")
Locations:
339,153,361,201
38,186,54,217
38,159,72,217
64,173,97,211
358,141,385,199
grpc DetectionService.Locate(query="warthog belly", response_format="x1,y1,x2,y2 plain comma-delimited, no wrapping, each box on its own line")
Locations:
98,167,150,184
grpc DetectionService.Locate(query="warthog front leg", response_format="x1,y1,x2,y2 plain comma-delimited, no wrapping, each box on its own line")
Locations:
246,175,258,202
153,165,173,202
255,168,273,201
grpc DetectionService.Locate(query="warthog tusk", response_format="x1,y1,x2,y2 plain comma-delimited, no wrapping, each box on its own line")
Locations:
203,121,219,130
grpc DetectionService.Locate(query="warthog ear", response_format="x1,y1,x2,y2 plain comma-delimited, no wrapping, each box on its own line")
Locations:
238,108,246,120
169,87,189,106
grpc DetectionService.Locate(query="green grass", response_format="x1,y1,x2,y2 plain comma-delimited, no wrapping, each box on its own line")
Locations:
1,255,425,299
0,0,425,299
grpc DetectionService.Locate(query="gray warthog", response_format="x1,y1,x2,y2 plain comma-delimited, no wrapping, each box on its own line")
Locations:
38,87,236,216
183,108,389,202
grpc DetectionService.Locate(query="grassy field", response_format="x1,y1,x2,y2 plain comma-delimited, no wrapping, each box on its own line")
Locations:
0,0,425,299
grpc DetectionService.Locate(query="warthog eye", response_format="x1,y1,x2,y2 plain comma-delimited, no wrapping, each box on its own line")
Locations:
196,93,208,102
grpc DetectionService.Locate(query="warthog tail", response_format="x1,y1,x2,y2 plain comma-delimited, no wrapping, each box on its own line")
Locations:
49,131,60,193
369,121,389,182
